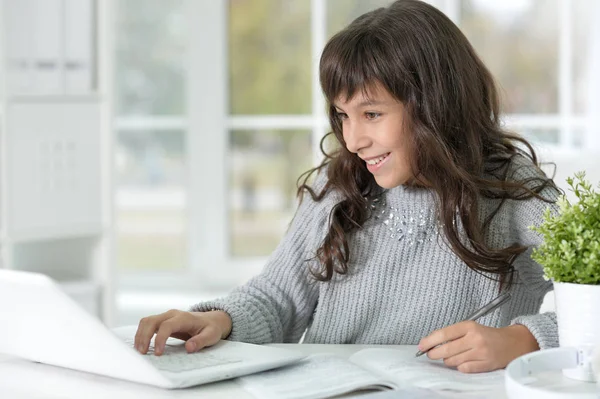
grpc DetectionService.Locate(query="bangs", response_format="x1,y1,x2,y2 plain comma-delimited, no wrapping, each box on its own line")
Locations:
320,29,403,105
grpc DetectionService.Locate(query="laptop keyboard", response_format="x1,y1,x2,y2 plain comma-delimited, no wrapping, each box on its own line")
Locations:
124,338,243,373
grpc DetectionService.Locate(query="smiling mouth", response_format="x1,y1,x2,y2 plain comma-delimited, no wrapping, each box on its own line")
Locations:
364,153,390,165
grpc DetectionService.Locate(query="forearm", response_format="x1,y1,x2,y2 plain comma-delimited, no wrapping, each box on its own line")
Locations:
190,273,318,344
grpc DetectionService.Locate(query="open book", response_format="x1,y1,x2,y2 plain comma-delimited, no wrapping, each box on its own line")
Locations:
239,346,506,399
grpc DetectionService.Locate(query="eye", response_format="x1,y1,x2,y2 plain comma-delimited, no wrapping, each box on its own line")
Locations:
335,112,349,121
365,112,381,120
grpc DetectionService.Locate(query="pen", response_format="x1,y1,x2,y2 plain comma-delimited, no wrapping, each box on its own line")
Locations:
414,292,512,357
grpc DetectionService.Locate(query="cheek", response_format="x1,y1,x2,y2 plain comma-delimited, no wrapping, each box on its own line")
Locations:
383,126,405,148
340,124,350,144
391,147,412,178
390,142,408,162
391,134,409,160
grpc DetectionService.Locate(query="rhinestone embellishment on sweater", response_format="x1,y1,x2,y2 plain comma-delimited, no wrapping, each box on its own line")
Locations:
369,196,439,245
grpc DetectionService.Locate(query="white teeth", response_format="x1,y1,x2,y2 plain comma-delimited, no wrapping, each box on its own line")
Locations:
366,154,389,165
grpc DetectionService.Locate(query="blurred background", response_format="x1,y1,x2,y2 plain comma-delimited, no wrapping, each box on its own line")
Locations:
0,0,598,327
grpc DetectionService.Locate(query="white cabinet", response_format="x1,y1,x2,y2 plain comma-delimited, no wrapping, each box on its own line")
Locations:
0,0,114,324
2,0,96,96
7,102,103,236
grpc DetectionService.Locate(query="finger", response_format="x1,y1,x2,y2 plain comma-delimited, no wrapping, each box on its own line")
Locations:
419,321,476,352
442,348,478,368
426,336,472,361
135,318,160,354
169,332,192,341
185,325,222,353
154,318,185,355
135,310,178,354
457,360,494,374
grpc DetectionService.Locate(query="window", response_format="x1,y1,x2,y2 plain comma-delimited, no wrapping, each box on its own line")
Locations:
228,0,313,259
115,0,188,273
229,129,313,257
460,0,581,147
115,0,598,290
462,0,559,115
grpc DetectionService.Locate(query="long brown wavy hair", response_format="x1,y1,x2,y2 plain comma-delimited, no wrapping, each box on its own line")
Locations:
297,0,558,287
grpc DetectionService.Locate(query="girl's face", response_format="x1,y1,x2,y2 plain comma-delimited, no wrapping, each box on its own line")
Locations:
334,84,413,189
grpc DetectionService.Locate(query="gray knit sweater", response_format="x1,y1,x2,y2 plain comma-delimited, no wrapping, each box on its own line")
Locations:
192,158,559,349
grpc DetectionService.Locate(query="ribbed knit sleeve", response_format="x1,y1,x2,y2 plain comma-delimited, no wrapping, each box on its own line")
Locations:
511,312,559,349
189,171,336,344
508,156,561,349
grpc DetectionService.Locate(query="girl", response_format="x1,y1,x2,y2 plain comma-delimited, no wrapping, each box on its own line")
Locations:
135,0,559,373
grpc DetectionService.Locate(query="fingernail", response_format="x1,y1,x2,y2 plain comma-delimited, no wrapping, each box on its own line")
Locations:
137,345,144,353
188,341,196,352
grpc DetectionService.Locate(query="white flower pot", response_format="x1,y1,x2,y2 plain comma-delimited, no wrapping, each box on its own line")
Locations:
554,281,600,382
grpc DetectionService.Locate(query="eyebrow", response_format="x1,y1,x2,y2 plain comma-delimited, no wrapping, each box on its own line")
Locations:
333,100,389,109
358,100,387,107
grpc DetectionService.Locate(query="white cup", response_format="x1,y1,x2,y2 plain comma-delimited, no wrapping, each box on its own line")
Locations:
554,281,600,382
594,346,600,389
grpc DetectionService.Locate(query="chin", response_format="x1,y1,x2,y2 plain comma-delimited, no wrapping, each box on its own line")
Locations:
373,175,406,189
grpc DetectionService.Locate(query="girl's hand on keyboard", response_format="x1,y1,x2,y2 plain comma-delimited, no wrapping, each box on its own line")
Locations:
134,309,233,356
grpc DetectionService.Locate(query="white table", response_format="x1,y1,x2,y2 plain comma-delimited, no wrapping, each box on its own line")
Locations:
0,344,596,398
0,344,392,399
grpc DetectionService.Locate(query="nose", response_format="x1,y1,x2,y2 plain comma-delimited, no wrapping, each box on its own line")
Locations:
343,122,371,154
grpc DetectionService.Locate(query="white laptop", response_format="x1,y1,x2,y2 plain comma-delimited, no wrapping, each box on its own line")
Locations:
0,269,305,388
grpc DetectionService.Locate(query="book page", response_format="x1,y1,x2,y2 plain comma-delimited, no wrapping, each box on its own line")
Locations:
350,348,505,394
239,353,396,399
357,388,496,399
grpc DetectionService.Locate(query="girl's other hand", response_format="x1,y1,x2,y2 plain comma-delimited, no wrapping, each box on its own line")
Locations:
134,309,233,356
417,321,539,373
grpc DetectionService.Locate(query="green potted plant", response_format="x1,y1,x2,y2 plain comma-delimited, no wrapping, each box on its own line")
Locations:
531,171,600,382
